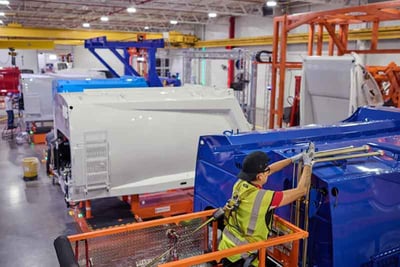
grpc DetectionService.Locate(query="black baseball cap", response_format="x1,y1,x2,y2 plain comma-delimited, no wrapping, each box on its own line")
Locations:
237,151,270,181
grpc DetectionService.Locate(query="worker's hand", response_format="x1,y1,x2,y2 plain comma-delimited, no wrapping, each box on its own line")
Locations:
305,142,315,159
290,152,303,163
303,152,314,166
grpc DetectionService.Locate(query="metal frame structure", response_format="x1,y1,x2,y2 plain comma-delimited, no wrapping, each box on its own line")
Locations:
182,49,263,129
84,36,164,87
269,0,400,128
367,62,400,107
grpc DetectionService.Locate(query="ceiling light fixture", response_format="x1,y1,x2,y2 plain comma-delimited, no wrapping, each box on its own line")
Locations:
0,1,9,5
0,20,3,24
208,12,217,18
49,54,57,60
100,16,109,22
127,7,137,13
0,12,4,16
144,26,149,30
170,20,178,25
266,0,277,7
82,22,90,28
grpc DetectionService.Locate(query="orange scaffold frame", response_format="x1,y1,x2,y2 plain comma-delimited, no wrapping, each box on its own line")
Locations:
68,209,308,267
269,0,400,128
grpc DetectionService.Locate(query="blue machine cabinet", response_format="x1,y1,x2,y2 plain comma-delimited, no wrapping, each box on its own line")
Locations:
193,107,400,267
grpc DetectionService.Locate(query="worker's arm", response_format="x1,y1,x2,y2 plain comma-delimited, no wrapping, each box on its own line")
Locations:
268,158,291,175
269,152,303,175
278,165,312,207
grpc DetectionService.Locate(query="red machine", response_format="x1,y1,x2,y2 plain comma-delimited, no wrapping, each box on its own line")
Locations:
0,67,20,96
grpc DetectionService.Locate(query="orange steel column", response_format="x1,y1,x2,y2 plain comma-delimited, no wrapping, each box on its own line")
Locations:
338,24,349,54
328,24,335,56
85,200,92,219
269,18,280,129
371,20,379,50
317,24,323,56
259,247,267,266
289,240,300,267
307,24,315,56
277,15,288,128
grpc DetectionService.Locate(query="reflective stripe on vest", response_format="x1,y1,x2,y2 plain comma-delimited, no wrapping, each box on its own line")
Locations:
247,190,265,236
222,227,250,259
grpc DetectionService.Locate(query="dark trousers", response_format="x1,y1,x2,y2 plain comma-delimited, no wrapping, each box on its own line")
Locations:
6,110,14,128
222,258,246,267
46,148,51,175
221,258,253,267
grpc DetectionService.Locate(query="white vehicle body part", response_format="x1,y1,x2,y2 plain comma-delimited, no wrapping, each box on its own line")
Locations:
300,55,382,125
54,85,251,201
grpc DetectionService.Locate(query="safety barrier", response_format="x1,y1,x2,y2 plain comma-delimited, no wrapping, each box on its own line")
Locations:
62,209,308,267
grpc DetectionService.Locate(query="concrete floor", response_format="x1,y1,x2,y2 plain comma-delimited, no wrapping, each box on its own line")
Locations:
0,122,76,267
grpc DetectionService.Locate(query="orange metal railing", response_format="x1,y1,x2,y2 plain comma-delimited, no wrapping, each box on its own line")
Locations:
68,209,308,267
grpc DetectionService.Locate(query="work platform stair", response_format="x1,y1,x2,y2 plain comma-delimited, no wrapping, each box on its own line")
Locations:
83,131,110,194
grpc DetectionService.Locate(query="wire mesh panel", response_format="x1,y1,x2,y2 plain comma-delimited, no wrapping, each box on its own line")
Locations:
72,218,207,267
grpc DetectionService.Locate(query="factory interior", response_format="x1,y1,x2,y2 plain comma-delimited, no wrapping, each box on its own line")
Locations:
0,0,399,266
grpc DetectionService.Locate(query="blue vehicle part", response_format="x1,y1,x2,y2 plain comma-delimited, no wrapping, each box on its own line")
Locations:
159,77,182,87
193,106,400,267
84,36,164,87
52,76,148,94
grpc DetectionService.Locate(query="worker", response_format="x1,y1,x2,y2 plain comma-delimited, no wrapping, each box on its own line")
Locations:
46,128,56,176
4,92,14,129
218,149,313,267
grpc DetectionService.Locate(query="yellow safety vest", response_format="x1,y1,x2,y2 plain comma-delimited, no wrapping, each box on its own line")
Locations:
218,180,275,265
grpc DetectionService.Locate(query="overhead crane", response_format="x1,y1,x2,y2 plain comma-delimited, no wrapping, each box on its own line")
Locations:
1,24,400,49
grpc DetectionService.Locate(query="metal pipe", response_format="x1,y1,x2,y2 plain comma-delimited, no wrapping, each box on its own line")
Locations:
248,54,258,130
302,187,310,267
294,161,302,227
314,150,383,163
315,145,368,158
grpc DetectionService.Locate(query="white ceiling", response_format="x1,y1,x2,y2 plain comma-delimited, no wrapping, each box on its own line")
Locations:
1,0,373,32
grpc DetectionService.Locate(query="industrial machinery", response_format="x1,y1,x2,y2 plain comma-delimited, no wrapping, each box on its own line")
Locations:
194,106,400,267
0,67,20,96
84,36,165,87
53,85,250,203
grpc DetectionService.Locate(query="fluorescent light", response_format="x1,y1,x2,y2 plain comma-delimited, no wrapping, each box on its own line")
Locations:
0,1,9,5
100,16,109,22
0,20,3,24
144,26,149,30
127,7,136,13
266,0,277,7
0,12,5,16
208,12,217,18
170,20,178,25
82,22,90,28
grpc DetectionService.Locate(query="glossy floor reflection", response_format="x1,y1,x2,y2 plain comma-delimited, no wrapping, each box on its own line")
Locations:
0,127,76,267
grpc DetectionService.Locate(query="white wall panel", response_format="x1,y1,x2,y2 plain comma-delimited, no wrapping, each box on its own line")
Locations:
0,49,39,73
72,46,124,76
235,16,274,37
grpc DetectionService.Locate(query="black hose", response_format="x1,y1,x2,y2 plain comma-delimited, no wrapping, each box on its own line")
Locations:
54,235,79,267
255,50,272,63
